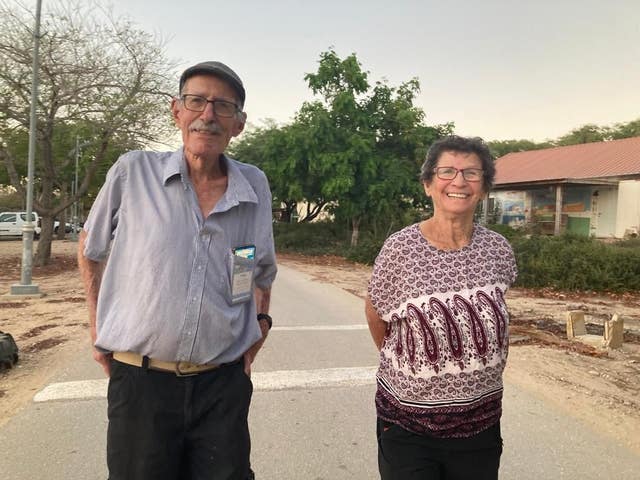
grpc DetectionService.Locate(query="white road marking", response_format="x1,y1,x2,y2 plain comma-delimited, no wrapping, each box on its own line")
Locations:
33,366,378,402
255,366,377,390
273,324,368,331
34,379,107,402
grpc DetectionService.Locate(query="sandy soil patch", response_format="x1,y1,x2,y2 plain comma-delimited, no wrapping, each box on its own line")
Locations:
1,242,639,455
0,239,87,426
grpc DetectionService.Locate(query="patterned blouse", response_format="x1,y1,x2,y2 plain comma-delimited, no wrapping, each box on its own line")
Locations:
368,223,517,438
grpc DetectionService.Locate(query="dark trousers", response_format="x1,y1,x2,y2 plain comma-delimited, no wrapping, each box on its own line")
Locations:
377,418,503,480
107,358,253,480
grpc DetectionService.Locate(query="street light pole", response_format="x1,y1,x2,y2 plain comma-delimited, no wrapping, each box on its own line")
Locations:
71,135,80,241
10,0,43,296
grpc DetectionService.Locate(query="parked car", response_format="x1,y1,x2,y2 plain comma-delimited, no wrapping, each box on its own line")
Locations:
0,211,42,238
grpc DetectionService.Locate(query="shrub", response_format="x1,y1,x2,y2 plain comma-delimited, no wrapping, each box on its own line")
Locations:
274,222,640,292
616,237,640,249
345,237,385,265
486,223,522,241
512,233,640,292
274,221,346,256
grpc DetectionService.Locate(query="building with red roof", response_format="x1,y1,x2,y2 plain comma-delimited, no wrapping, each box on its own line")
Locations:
490,137,640,237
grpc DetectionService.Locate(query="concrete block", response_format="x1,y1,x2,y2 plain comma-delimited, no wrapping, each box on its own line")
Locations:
603,313,624,349
566,310,586,339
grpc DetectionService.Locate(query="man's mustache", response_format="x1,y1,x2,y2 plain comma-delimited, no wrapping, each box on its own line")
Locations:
189,120,223,134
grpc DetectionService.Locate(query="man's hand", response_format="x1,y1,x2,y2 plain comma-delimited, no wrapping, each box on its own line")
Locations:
78,231,108,375
244,285,272,376
93,348,112,377
243,317,270,376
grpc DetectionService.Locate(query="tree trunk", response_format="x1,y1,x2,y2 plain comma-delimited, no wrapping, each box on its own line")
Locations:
285,201,297,223
350,216,360,247
35,216,54,266
300,201,326,223
56,187,68,240
34,157,55,266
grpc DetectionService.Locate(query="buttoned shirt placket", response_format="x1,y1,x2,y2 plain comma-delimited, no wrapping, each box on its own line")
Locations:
176,174,213,362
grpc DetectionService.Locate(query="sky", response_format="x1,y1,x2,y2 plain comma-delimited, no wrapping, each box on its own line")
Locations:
53,0,640,141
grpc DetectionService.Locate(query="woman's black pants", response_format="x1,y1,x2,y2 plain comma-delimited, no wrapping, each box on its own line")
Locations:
377,418,503,480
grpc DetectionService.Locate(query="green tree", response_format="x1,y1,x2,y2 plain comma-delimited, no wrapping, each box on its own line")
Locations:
302,49,372,244
488,139,552,158
302,49,448,245
556,123,609,146
230,121,307,222
0,0,176,264
233,49,450,244
610,117,640,139
362,79,451,236
488,117,640,159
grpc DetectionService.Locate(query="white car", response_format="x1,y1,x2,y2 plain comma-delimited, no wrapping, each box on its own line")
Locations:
0,211,42,237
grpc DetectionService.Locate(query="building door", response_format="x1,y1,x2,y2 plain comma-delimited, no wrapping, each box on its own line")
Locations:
591,188,617,237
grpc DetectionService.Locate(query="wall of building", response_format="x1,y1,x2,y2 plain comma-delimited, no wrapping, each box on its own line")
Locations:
560,185,593,236
492,190,527,227
492,184,623,236
590,186,618,237
615,180,640,238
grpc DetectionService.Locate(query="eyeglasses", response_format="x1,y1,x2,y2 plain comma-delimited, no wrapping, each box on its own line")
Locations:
433,167,484,182
180,94,240,117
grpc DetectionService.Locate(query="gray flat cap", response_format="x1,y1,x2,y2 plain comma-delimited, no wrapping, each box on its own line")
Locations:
179,61,246,105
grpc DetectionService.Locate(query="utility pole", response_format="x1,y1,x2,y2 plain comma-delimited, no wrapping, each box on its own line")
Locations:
10,0,43,296
71,135,80,241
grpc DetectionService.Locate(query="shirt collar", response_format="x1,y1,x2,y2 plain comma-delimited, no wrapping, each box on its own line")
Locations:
217,154,258,210
162,148,258,207
162,148,185,186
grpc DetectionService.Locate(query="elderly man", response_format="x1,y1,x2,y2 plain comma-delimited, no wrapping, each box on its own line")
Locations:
78,61,277,480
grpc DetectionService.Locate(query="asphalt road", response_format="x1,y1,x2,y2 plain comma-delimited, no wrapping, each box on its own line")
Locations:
1,264,639,479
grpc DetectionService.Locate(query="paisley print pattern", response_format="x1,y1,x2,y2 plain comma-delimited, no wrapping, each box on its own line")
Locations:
368,223,517,438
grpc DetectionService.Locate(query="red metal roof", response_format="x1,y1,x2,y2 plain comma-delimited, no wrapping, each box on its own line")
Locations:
494,136,640,186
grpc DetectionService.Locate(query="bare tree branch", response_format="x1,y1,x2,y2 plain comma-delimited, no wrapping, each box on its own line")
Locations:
0,0,178,264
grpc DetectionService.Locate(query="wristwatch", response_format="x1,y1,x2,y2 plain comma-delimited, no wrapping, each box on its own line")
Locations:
257,313,272,330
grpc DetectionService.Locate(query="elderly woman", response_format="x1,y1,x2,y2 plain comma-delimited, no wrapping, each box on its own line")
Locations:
366,135,517,480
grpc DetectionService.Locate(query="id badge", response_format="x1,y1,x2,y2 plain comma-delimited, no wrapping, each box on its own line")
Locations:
231,245,256,304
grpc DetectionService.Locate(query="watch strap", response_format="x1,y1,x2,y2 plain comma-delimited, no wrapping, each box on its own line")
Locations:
257,313,272,330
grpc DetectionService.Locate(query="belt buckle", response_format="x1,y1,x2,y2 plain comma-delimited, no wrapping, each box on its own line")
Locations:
175,361,199,377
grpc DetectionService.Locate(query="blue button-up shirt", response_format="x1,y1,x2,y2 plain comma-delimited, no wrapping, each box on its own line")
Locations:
83,148,277,364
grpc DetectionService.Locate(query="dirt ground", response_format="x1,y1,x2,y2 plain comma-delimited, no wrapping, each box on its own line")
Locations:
1,240,639,455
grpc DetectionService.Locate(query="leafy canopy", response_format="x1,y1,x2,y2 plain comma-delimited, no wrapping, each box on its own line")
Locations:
232,48,452,243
